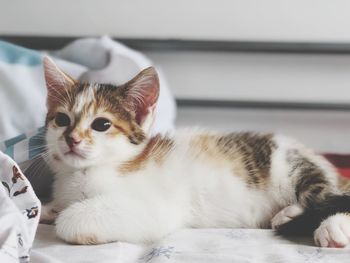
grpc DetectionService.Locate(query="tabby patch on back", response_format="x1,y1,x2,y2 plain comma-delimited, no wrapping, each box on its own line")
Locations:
41,56,350,248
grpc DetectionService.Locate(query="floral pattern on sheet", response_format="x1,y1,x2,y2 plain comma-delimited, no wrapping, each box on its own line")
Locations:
2,166,28,198
136,229,350,263
0,151,41,263
141,246,181,262
297,248,325,262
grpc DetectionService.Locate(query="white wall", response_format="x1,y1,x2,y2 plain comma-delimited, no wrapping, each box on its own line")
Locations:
176,107,350,153
1,1,350,152
148,50,350,153
2,0,350,103
145,51,350,103
1,0,350,42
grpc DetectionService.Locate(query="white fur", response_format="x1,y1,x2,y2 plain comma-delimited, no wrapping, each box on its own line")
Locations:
41,124,345,245
271,204,304,229
314,213,350,248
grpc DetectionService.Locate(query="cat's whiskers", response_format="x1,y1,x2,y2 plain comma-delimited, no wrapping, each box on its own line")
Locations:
12,141,53,155
22,150,53,178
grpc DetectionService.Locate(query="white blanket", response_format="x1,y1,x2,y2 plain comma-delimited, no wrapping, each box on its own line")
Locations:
0,151,40,263
32,226,350,263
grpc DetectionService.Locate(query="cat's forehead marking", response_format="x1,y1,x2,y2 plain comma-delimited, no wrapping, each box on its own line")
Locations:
73,83,97,114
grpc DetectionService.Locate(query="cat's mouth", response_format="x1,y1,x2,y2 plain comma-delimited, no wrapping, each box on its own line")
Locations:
64,150,85,159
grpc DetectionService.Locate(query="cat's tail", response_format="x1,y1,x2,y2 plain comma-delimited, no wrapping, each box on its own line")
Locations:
276,194,350,236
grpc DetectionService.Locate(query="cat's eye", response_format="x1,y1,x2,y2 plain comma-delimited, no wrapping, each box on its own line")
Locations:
55,112,70,127
91,118,112,132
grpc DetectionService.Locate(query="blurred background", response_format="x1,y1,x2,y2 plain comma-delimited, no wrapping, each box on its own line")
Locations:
1,0,350,153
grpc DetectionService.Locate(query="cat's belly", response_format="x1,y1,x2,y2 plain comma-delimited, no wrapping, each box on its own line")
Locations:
188,165,289,229
191,188,283,229
53,161,292,231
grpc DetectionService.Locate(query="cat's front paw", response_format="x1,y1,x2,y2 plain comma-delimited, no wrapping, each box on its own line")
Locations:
314,213,350,248
271,204,304,229
55,202,101,245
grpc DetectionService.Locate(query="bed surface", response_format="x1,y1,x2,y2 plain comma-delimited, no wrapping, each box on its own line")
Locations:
31,224,349,263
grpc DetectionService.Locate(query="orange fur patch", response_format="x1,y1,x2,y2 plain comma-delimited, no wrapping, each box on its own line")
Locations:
119,135,174,173
190,133,273,187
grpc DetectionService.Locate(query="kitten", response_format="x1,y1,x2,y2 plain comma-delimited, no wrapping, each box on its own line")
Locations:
41,56,350,248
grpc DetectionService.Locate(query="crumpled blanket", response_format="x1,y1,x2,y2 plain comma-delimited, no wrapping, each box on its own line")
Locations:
0,151,40,263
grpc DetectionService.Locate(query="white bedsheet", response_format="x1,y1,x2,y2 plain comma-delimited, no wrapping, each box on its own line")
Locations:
31,225,350,263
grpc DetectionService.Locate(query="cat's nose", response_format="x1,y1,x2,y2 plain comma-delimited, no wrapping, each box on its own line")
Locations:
66,135,82,147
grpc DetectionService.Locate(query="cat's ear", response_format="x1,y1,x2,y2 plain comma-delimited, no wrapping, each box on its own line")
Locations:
123,67,160,128
43,56,76,102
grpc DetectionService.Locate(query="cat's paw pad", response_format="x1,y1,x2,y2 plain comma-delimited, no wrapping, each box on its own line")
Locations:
271,204,304,229
55,203,100,245
314,214,350,248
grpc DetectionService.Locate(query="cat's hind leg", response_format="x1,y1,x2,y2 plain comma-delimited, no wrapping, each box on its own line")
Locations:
272,149,343,241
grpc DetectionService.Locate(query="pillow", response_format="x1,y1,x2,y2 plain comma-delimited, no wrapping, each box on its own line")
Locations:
0,37,176,142
0,41,87,141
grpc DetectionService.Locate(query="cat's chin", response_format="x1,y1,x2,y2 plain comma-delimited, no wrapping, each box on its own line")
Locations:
56,152,95,170
64,151,86,160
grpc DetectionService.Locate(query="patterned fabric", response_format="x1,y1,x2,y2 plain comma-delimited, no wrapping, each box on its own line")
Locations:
0,151,40,263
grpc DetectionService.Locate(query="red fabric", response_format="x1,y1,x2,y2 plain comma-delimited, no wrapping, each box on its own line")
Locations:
323,154,350,179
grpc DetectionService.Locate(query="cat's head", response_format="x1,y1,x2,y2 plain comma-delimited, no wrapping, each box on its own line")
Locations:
43,56,159,169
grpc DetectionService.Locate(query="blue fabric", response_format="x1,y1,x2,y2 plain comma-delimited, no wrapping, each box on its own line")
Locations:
0,41,42,66
4,134,27,148
4,145,14,159
1,127,46,162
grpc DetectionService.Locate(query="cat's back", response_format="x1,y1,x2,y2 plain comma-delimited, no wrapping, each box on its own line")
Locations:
147,129,333,192
170,130,278,181
117,129,284,192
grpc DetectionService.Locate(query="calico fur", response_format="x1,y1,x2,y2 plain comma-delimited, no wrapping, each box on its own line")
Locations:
41,56,350,247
